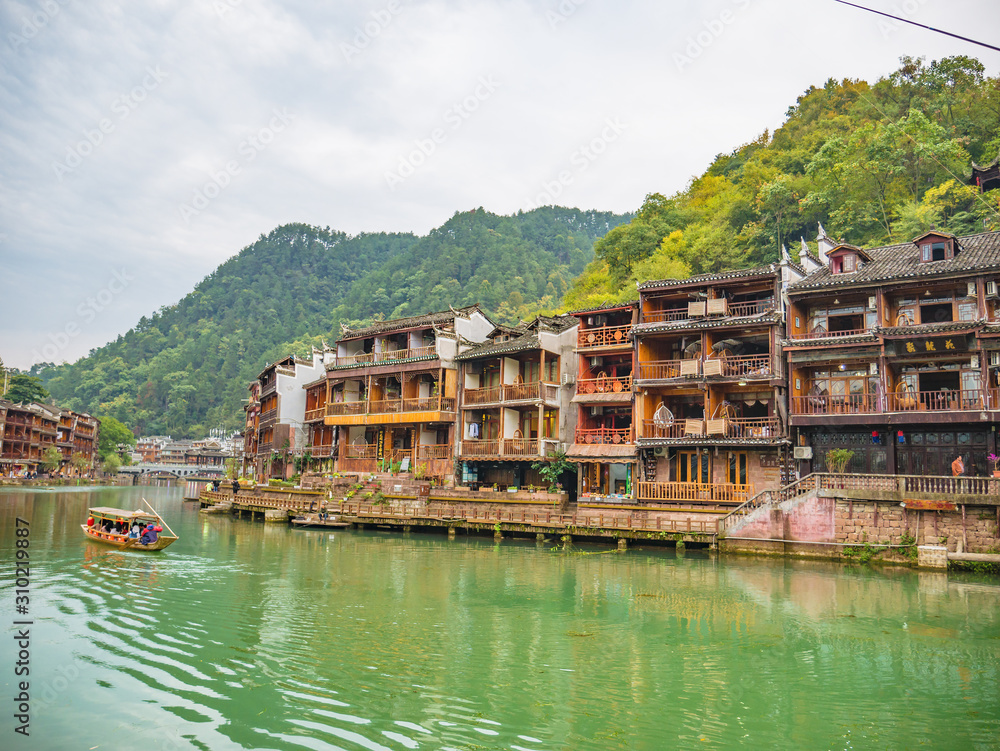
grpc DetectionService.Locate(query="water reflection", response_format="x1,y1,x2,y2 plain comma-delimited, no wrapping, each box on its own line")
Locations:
1,485,998,751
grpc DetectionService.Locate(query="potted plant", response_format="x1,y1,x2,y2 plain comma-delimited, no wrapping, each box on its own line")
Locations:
989,453,1000,478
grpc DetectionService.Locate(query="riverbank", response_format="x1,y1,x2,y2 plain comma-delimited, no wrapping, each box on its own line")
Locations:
0,477,112,488
196,471,1000,572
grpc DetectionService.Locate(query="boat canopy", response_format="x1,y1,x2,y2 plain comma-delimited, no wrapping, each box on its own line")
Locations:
88,507,159,520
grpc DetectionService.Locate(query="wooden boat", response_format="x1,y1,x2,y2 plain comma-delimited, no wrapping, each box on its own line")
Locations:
82,500,178,551
291,512,351,529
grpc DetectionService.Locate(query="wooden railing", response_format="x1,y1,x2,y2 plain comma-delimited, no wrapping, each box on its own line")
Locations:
304,407,326,422
719,354,773,377
641,420,686,439
416,444,450,460
465,385,502,405
326,402,367,416
345,444,378,459
335,502,718,535
787,327,871,341
718,472,1000,536
460,439,501,457
643,308,689,324
326,397,456,417
259,408,277,423
888,389,988,412
574,427,633,445
503,438,541,457
791,393,880,415
504,381,540,401
577,324,632,349
308,445,335,457
637,360,685,380
637,481,755,504
335,345,436,367
577,374,632,394
727,299,776,317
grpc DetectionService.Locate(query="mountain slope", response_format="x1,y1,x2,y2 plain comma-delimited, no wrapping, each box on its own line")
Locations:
38,207,630,437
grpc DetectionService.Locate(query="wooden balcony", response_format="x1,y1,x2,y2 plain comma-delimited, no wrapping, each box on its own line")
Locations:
334,345,436,367
787,327,870,341
463,382,558,406
714,354,773,378
308,445,334,457
304,407,326,422
326,397,456,417
416,444,450,460
888,388,990,412
727,299,775,317
345,444,378,459
260,408,278,423
641,417,780,440
577,324,632,350
636,360,686,380
460,439,501,457
574,427,633,445
638,481,754,504
791,393,879,415
460,438,545,459
577,374,632,395
643,308,689,324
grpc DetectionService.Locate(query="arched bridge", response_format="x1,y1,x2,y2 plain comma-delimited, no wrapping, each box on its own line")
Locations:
119,463,225,479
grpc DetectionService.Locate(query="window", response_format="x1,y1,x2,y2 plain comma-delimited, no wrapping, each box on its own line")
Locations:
920,241,952,262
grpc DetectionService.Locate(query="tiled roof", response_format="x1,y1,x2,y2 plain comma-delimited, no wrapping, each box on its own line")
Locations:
636,436,789,447
633,311,782,335
565,444,637,458
566,301,638,315
637,264,780,291
529,314,578,333
341,305,485,339
788,231,1000,292
457,333,540,360
783,333,880,347
874,320,985,338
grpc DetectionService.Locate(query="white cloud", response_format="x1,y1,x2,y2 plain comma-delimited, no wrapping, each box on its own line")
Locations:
1,0,999,368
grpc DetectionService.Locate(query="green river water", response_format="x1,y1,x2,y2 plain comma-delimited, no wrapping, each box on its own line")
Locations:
2,485,999,751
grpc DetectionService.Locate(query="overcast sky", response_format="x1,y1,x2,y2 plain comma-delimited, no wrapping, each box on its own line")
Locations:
1,0,998,370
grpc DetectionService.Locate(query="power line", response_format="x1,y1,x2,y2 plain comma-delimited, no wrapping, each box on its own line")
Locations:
833,0,1000,54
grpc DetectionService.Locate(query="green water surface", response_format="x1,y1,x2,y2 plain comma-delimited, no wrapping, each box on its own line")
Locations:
2,485,999,750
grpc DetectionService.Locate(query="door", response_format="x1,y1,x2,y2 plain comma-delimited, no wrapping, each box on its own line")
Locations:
678,451,709,483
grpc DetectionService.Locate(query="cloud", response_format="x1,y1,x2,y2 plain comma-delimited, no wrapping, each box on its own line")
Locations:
1,0,999,369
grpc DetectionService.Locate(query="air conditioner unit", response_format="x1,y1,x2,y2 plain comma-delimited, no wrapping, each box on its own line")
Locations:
560,372,575,386
793,446,813,460
869,362,879,376
991,352,1000,367
868,296,876,310
987,281,998,298
967,281,978,297
590,356,604,368
653,446,667,457
589,406,603,416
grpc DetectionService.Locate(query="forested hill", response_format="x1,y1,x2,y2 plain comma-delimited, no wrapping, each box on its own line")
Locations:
37,207,630,437
563,55,1000,310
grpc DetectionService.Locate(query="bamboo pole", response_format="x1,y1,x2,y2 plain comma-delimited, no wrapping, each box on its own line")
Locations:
142,497,178,540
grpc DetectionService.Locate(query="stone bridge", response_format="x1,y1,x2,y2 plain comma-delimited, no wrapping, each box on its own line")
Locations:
119,463,225,478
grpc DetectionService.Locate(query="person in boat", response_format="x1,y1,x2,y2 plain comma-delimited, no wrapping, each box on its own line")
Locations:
139,524,159,545
129,521,141,539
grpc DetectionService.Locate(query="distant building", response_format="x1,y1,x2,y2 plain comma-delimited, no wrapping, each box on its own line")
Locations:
0,400,99,475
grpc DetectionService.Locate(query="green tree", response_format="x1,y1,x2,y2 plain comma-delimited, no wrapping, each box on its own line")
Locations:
102,453,121,475
41,446,62,473
71,452,92,476
5,373,49,403
97,416,135,461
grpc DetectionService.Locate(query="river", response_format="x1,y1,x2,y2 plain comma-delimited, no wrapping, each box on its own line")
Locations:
2,485,999,750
